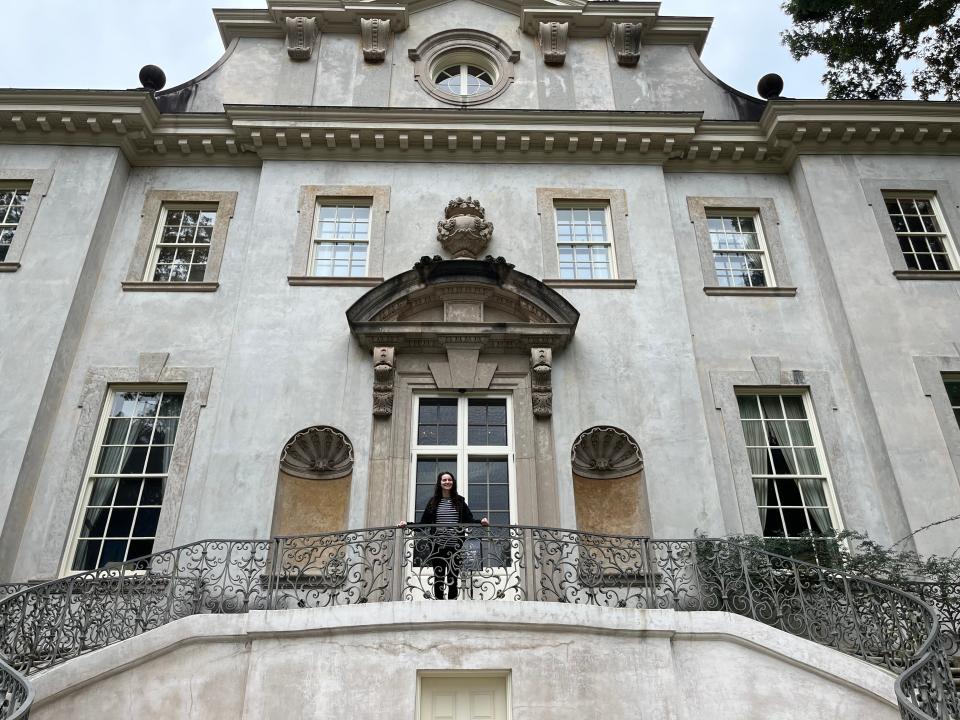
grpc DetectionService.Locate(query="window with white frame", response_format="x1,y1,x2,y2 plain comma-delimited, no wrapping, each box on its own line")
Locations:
311,201,371,277
146,205,217,282
555,205,615,280
67,388,184,572
0,185,31,263
707,212,773,288
883,193,959,271
946,378,960,429
736,392,839,538
411,396,514,530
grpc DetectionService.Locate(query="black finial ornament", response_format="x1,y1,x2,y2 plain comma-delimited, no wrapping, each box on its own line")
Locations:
757,73,784,100
139,65,167,93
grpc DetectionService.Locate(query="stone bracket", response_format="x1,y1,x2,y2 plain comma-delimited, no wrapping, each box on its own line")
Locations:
609,22,642,67
285,16,319,60
372,346,396,417
530,348,553,418
538,21,569,66
361,18,391,63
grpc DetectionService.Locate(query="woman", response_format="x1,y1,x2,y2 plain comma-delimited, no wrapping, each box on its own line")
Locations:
399,471,488,600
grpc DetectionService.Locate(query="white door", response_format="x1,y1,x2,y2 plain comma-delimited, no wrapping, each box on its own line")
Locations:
419,675,509,720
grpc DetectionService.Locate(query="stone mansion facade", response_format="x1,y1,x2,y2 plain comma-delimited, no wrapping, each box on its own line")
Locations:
1,1,959,718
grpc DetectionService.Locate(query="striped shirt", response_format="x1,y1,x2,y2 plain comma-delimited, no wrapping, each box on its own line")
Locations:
435,497,459,545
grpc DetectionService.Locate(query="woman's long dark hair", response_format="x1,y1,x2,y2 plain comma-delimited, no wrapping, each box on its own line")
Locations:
426,471,465,514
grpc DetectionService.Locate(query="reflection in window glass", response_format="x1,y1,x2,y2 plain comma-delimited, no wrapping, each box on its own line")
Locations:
71,389,183,571
707,213,770,287
149,207,216,282
435,64,493,96
312,202,371,277
555,206,613,279
0,186,31,262
884,195,956,271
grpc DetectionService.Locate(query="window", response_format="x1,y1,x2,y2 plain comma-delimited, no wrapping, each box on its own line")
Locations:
946,378,960,429
123,190,236,291
555,205,615,280
537,188,635,287
409,29,518,106
311,201,370,277
411,396,515,529
418,672,510,720
146,205,216,282
435,62,494,97
686,197,794,296
68,388,184,571
737,392,839,539
707,212,773,288
0,186,30,263
883,193,958,271
289,185,389,285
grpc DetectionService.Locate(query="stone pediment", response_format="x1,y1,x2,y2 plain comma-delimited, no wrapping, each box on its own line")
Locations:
346,256,579,351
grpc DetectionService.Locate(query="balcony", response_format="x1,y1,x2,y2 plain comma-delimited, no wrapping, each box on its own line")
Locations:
0,526,957,720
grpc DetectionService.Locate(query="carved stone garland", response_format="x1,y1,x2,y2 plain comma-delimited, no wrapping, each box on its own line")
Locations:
372,346,396,417
280,426,354,480
437,197,494,259
284,17,319,60
609,22,642,67
571,426,643,479
538,21,569,66
360,18,391,63
530,348,553,418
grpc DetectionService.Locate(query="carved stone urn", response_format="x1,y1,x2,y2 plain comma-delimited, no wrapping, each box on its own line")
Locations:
437,196,494,258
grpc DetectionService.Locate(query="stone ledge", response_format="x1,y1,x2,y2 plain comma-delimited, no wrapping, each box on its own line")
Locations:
29,602,897,712
0,262,21,272
703,286,798,297
288,275,385,287
892,270,960,281
543,278,637,289
120,281,220,292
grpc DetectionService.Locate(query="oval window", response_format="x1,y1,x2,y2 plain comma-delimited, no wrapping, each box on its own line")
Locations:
434,64,494,97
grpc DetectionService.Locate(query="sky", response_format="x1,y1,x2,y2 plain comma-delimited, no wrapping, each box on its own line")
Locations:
0,0,829,99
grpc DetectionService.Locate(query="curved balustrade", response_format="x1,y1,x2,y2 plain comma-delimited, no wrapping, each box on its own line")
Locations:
0,527,956,719
0,657,32,719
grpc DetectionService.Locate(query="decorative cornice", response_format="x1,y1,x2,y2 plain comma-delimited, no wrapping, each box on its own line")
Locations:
1,92,959,172
215,0,408,46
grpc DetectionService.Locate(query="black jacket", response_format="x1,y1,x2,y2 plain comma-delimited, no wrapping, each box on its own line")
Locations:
417,496,477,525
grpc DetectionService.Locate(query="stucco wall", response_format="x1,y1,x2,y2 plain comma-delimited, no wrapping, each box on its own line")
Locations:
29,604,898,720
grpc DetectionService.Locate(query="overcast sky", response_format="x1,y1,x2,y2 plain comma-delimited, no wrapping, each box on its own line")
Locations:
0,0,829,99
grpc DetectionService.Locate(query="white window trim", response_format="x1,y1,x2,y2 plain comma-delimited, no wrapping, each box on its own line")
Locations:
735,388,843,539
0,169,53,272
144,203,219,284
310,199,372,278
553,201,618,281
60,384,186,577
408,393,518,525
706,210,777,288
881,191,960,272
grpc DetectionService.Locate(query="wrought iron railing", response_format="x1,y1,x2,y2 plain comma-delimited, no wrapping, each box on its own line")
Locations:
0,526,956,720
0,657,31,719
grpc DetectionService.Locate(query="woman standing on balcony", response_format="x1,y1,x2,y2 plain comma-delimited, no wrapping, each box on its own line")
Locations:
399,471,488,600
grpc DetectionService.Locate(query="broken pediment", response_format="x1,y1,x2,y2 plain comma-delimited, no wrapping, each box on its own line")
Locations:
346,256,579,351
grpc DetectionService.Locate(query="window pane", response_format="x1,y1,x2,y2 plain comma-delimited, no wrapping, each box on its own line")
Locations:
418,398,458,446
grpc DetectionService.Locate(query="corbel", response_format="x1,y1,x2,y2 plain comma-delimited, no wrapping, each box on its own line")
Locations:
530,348,553,418
372,346,396,417
284,16,319,60
361,18,391,63
538,21,568,66
609,22,642,67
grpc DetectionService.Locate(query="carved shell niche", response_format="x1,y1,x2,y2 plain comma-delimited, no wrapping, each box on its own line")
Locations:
571,426,643,480
280,426,354,480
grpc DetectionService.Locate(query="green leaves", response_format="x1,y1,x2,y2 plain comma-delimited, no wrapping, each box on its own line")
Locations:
781,0,960,99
